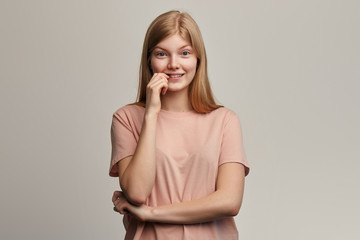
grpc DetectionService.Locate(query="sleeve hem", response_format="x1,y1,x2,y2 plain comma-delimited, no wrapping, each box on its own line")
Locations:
218,161,250,176
109,153,134,177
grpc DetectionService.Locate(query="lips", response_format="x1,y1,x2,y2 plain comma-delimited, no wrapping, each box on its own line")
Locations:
167,74,184,78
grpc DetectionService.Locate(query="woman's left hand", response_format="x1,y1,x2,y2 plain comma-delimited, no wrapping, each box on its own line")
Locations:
112,191,151,222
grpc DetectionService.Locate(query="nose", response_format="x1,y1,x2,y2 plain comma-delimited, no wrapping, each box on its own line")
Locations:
167,55,180,70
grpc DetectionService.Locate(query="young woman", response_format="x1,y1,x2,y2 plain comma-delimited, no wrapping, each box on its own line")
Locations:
110,10,250,240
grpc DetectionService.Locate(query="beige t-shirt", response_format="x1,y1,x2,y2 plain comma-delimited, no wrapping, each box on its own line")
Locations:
109,104,250,240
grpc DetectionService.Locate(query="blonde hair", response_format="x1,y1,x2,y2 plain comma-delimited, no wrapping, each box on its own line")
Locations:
135,10,222,113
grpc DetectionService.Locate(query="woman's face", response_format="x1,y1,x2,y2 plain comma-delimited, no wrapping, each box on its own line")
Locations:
150,34,198,93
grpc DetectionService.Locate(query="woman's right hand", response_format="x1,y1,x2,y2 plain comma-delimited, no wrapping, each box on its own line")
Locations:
145,73,169,115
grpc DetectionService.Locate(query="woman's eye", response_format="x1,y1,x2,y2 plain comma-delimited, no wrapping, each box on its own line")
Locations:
157,52,165,57
182,51,190,56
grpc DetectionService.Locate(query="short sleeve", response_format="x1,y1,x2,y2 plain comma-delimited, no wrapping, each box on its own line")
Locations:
219,111,250,176
109,110,137,177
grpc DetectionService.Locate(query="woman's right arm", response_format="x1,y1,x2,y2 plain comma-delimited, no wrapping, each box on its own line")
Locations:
117,73,168,206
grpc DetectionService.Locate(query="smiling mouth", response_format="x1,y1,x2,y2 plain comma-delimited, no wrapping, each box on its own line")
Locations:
167,74,184,78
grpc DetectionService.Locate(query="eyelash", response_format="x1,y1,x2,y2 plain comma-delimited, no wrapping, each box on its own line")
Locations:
155,52,164,57
182,51,191,56
154,51,191,57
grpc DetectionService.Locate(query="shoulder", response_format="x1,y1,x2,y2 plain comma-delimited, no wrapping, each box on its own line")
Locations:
113,104,145,124
113,104,145,119
208,106,240,123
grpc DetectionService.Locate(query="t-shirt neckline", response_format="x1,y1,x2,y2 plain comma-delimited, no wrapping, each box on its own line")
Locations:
159,108,197,118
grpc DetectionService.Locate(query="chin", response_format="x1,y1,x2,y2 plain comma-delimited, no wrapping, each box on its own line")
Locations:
167,81,192,92
167,87,189,93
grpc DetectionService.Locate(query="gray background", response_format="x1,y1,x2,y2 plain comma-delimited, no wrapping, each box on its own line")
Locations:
1,0,359,239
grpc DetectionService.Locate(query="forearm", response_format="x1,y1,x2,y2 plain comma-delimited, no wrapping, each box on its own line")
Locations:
146,189,242,224
120,112,158,204
114,164,246,224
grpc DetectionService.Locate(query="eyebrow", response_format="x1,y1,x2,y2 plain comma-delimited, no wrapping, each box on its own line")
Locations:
153,45,193,51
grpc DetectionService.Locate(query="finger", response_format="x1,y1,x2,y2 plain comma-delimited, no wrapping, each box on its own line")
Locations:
112,191,121,202
112,196,124,206
151,79,168,90
153,83,168,96
148,80,168,95
153,72,169,78
148,75,168,88
149,73,169,85
148,73,160,84
159,73,169,79
113,206,125,214
114,206,126,215
162,85,168,95
114,200,129,215
160,81,168,95
113,201,122,213
113,197,123,207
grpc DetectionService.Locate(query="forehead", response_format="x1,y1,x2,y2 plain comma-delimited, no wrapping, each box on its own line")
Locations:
154,34,192,50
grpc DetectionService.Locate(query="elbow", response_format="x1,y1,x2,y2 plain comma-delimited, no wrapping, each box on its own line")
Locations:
225,199,242,217
125,192,147,206
120,181,148,206
228,205,241,217
120,185,147,206
216,190,243,217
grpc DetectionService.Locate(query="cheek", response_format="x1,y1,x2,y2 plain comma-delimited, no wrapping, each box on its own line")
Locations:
151,59,166,72
184,59,198,73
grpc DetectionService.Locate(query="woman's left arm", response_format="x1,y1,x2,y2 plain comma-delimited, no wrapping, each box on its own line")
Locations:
113,162,246,224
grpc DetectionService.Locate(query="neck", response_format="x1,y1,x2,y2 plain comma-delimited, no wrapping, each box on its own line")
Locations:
160,89,193,112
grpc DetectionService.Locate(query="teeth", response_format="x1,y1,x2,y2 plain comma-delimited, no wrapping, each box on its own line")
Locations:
169,74,183,78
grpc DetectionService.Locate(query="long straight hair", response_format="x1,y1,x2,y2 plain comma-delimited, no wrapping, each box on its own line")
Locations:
135,10,222,113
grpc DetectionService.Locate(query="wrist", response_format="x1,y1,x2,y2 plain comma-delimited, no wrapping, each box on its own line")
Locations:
143,206,155,222
144,111,159,121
